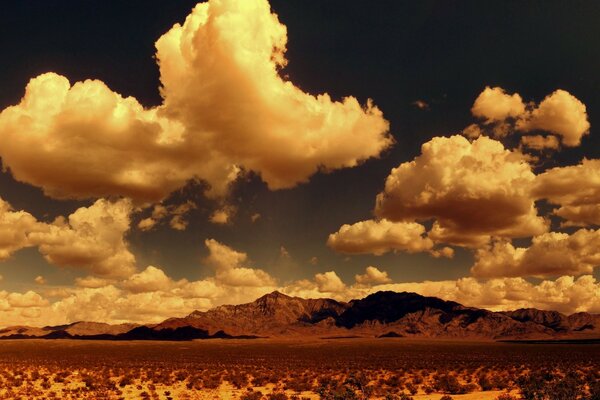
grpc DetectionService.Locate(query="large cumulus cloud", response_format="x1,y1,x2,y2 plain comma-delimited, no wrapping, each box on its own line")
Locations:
0,0,391,203
374,135,547,247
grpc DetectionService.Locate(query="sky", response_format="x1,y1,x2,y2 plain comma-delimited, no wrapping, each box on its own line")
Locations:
0,0,599,326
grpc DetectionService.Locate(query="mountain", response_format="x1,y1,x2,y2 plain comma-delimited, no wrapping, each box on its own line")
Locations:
0,321,139,339
154,291,348,336
1,291,598,341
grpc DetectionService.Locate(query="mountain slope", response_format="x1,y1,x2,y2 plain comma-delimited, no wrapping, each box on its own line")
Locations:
1,291,598,341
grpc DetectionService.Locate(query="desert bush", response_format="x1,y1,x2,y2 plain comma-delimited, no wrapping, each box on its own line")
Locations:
241,390,263,400
496,394,516,400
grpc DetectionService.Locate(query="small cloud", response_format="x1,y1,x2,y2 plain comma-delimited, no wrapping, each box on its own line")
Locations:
138,217,157,231
309,256,318,265
355,266,392,286
279,246,290,259
412,100,429,110
250,213,261,223
210,205,236,225
34,276,47,285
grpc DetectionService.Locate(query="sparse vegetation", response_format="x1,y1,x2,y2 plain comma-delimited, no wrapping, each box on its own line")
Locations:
0,339,595,399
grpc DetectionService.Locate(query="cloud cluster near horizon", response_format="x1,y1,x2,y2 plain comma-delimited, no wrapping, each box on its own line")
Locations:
1,240,599,327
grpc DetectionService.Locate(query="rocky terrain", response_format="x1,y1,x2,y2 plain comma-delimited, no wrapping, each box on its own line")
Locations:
1,291,598,341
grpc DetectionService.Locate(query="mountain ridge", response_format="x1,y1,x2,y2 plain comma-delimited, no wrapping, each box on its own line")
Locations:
1,291,598,341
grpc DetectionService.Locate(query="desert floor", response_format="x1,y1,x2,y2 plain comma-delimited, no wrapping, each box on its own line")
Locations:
0,338,596,399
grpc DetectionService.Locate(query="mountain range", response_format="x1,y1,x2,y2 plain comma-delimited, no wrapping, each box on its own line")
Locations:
1,291,598,341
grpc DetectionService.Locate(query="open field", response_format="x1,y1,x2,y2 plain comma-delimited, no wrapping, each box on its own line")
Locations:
0,338,597,399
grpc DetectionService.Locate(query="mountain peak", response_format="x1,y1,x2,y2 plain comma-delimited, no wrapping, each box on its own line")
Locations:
258,290,292,301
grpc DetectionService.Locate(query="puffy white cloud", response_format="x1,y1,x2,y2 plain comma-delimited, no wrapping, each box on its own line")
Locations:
0,198,40,260
0,0,391,203
314,271,346,293
534,159,600,227
121,266,173,293
204,239,276,287
327,219,435,256
6,291,48,308
34,276,46,285
471,86,526,124
471,229,600,278
375,135,547,247
467,87,589,149
517,89,590,147
209,205,236,225
355,266,392,285
28,199,136,279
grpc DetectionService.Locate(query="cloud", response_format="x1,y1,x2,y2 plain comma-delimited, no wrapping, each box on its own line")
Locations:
28,199,136,279
0,198,39,260
121,266,173,293
520,135,560,150
471,229,600,278
0,0,391,203
534,159,600,227
412,100,429,110
2,265,599,326
471,86,526,124
327,219,436,256
204,239,276,287
372,275,600,314
355,266,392,285
137,202,195,231
374,135,547,247
6,291,48,308
516,89,590,147
75,276,113,289
209,205,236,225
314,271,346,293
467,87,590,148
34,276,46,285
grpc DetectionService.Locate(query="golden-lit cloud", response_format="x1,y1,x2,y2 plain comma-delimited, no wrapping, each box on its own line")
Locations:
520,135,560,150
467,87,590,149
209,205,236,225
534,159,600,227
0,198,39,260
1,262,599,326
314,271,347,293
375,135,547,247
471,229,600,278
121,266,174,293
204,239,276,287
0,0,391,203
355,266,392,286
0,197,136,279
471,86,526,124
327,219,435,255
28,199,136,279
516,89,590,147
